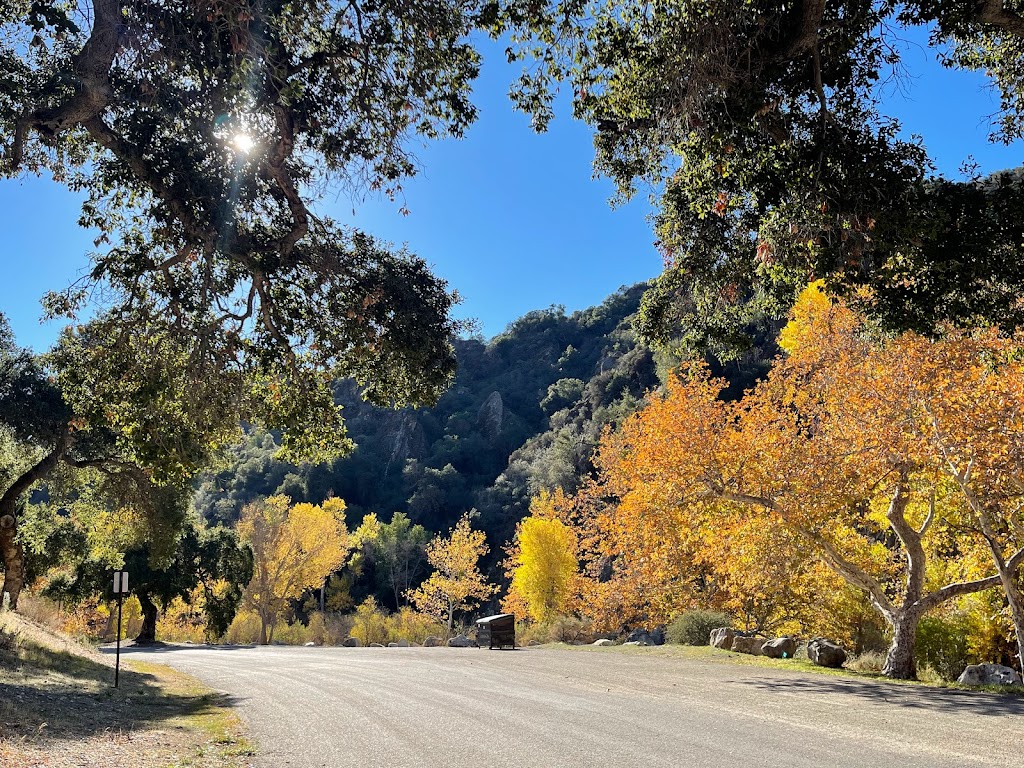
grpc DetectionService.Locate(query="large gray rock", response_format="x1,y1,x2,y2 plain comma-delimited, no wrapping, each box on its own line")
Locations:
807,637,847,668
626,628,665,646
957,663,1023,687
761,636,798,659
709,627,735,649
396,638,412,647
304,641,316,647
369,643,385,647
447,634,474,648
730,636,766,655
342,636,361,647
422,635,442,647
386,642,399,648
592,639,615,647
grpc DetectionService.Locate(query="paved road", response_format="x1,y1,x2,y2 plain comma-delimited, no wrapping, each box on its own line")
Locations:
122,645,1024,768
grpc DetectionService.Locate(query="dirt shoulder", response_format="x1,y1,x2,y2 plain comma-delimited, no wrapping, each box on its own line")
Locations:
0,611,254,768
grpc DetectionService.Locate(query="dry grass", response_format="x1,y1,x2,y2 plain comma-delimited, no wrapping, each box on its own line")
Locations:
0,611,255,768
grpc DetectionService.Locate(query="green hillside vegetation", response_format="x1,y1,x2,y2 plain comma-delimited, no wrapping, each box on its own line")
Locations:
191,283,775,601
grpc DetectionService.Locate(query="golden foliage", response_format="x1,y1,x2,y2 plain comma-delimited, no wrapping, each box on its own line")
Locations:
505,492,579,623
237,495,350,644
407,512,496,633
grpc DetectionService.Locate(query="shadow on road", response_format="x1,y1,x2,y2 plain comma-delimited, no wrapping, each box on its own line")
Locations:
99,642,257,654
737,675,1024,717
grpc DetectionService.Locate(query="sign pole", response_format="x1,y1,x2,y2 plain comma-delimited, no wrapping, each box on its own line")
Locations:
115,588,123,688
112,570,127,689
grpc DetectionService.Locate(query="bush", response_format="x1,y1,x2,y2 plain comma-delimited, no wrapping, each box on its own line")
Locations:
666,610,733,646
385,607,446,645
547,615,594,644
916,615,974,681
847,650,885,674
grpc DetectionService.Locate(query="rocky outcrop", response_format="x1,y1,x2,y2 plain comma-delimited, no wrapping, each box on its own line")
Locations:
957,663,1023,687
761,637,797,659
342,636,361,647
807,637,847,668
478,391,505,439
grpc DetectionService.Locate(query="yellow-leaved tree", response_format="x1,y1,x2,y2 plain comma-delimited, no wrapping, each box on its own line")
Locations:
505,491,579,623
407,512,496,635
238,495,350,644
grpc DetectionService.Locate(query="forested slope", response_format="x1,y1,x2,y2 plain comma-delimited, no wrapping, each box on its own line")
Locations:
193,282,775,555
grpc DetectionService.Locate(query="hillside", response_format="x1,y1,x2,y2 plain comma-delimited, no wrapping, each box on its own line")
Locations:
193,282,776,568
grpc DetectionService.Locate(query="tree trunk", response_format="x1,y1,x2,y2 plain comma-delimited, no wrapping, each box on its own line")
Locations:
996,568,1024,672
259,612,270,645
882,609,921,680
0,512,25,610
136,593,159,644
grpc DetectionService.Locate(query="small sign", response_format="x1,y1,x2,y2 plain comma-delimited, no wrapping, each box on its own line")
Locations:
113,571,129,594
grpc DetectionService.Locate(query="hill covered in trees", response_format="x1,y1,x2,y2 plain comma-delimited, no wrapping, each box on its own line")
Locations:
193,283,775,561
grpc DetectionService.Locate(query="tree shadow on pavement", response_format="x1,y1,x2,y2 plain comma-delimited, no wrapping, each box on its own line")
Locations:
103,642,257,654
737,675,1024,717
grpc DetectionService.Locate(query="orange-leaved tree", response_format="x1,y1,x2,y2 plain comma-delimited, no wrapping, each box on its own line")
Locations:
592,285,1021,679
504,490,579,623
238,495,350,644
407,512,497,635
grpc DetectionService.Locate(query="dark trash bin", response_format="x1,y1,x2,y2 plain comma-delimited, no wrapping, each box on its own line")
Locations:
476,613,515,650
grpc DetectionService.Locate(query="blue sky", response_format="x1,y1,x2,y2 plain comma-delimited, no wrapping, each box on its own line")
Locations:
1,30,1021,351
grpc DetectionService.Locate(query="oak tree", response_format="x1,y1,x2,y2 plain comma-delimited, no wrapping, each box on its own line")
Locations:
494,0,1024,353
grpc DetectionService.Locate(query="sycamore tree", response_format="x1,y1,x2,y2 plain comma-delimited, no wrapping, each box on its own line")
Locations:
590,286,1024,679
408,512,496,635
238,494,349,644
493,0,1024,355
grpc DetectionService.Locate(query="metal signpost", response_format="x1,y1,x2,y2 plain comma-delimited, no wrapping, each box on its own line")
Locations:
112,571,128,688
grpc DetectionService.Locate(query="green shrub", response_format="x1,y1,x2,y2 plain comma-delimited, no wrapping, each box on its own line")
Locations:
666,610,733,646
916,615,974,681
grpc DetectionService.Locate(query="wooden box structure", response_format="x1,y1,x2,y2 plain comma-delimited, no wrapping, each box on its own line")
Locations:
476,613,515,650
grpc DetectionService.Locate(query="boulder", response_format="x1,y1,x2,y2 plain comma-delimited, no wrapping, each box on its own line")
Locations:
342,636,361,647
730,636,766,655
304,641,316,647
807,637,847,668
625,627,665,646
957,663,1023,687
387,642,399,648
447,634,474,648
592,639,615,647
709,627,735,649
396,639,412,648
527,639,541,647
369,643,384,647
623,641,647,647
761,637,798,659
422,636,442,647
